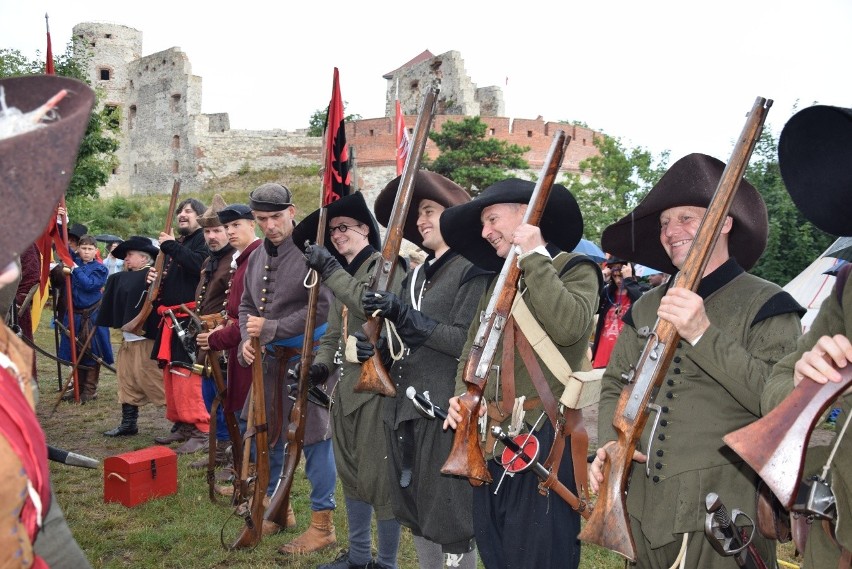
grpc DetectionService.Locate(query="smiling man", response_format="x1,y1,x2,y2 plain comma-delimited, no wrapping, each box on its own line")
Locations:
590,153,805,569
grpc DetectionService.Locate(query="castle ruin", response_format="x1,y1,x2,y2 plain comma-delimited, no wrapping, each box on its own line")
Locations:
73,22,601,199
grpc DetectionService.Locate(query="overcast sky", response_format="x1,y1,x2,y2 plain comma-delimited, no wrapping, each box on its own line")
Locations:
3,1,850,165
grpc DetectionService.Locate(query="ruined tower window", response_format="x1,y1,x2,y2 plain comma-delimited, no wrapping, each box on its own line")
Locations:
105,33,112,39
104,105,120,129
112,165,119,175
489,128,495,136
172,161,179,174
128,105,137,130
99,68,111,81
171,94,181,112
130,80,134,89
134,164,138,174
172,135,181,149
410,80,419,90
408,128,414,136
527,131,533,137
369,129,374,136
582,139,586,145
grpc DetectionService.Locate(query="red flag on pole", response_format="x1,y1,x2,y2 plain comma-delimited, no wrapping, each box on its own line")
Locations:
45,13,55,75
321,68,350,205
395,99,410,176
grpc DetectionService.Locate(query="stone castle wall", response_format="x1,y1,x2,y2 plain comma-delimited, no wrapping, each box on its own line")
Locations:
73,22,600,198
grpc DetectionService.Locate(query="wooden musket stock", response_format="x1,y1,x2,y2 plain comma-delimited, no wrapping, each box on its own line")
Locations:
265,208,328,529
230,337,269,549
724,365,852,509
439,129,570,485
577,97,772,560
122,179,180,335
354,84,439,397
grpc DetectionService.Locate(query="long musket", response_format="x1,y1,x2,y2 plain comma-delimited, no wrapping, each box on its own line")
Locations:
122,179,181,335
577,97,772,560
440,130,570,484
265,208,328,529
354,84,439,397
723,364,852,509
182,305,243,504
229,337,269,549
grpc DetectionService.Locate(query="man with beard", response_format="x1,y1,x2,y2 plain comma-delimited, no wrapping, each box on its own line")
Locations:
238,183,336,554
360,172,489,569
186,195,235,460
149,198,210,452
99,237,166,437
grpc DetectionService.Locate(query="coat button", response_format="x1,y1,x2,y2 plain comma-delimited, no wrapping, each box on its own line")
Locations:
667,379,674,386
658,433,666,441
656,449,664,457
677,341,683,348
673,356,681,363
653,476,660,483
655,462,663,470
662,406,669,413
660,420,668,427
665,392,674,399
674,368,681,374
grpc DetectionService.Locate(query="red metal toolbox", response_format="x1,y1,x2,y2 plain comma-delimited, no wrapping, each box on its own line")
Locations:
104,446,177,507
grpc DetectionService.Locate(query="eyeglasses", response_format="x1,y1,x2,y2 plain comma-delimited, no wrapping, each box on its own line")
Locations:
329,224,360,235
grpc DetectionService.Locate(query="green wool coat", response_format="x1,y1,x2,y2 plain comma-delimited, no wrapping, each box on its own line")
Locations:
598,260,802,558
763,268,852,568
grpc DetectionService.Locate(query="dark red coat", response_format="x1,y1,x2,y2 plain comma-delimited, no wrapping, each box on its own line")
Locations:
207,239,261,413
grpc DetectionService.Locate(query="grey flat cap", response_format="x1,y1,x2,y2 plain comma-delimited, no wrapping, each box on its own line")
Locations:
249,183,293,211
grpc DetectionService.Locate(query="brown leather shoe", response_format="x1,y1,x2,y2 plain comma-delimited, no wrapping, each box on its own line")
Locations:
175,428,209,455
189,440,230,469
154,423,191,445
278,509,335,554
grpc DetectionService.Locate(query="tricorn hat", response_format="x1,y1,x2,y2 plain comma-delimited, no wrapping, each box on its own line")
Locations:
0,75,95,268
440,178,584,272
198,194,227,228
111,235,159,260
601,153,767,275
374,171,471,252
779,105,852,237
292,192,381,264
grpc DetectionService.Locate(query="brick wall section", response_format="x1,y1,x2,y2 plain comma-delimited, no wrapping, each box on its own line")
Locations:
346,115,601,173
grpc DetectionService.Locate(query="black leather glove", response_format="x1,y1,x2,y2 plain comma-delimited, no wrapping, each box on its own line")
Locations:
361,291,438,350
304,244,342,281
362,290,403,322
353,330,392,368
293,361,330,387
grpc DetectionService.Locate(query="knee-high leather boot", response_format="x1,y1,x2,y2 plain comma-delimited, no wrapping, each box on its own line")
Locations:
103,403,139,436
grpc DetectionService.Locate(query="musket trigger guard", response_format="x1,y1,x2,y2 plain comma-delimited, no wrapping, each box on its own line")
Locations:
644,402,663,478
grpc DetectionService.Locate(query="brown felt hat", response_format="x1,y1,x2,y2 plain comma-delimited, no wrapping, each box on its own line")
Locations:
374,171,471,251
779,105,852,237
198,194,228,227
0,75,95,268
601,153,767,275
440,178,583,272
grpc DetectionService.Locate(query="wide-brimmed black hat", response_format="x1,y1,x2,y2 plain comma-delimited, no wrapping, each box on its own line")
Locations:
111,235,159,260
440,178,583,272
292,192,381,263
601,153,767,275
0,75,95,268
374,171,471,252
779,105,852,237
68,222,88,239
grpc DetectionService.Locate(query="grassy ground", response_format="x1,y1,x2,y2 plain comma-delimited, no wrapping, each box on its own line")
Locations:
33,310,804,568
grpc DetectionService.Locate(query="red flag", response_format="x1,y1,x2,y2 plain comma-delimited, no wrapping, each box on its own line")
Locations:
395,100,410,176
45,13,55,75
322,68,350,205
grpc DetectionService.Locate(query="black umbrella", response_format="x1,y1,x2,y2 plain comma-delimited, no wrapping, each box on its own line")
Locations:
823,236,852,262
94,233,123,244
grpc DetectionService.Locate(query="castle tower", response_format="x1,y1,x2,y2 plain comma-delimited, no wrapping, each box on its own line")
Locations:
73,23,142,196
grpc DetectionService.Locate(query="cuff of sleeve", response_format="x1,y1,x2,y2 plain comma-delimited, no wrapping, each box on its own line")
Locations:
517,245,551,264
688,333,704,346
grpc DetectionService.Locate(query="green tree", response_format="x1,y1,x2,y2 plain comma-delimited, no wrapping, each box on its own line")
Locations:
748,126,835,286
306,105,361,137
425,116,530,193
0,38,119,199
566,134,669,244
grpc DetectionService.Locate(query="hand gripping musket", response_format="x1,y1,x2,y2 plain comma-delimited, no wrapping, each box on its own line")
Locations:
724,364,852,509
229,337,269,549
122,179,180,335
439,129,570,485
704,492,768,569
264,208,328,530
182,305,243,504
407,387,592,517
354,84,439,397
577,97,772,560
